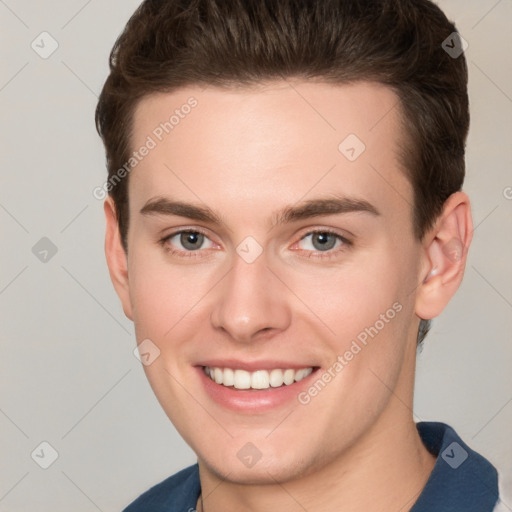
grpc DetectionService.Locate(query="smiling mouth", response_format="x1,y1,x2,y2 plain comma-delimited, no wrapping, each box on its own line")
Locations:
203,366,318,390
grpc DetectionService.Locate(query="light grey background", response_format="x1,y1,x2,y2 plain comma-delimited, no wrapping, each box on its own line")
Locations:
1,0,511,510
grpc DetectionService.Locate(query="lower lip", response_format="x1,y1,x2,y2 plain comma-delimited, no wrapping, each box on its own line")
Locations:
196,366,320,413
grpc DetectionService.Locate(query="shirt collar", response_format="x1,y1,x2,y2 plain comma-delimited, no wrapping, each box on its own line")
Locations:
411,421,499,511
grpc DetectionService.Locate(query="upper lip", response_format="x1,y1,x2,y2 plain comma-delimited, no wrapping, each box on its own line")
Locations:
196,359,319,372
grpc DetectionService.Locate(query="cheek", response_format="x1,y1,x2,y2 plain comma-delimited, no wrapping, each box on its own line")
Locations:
283,246,413,411
128,247,200,334
129,269,176,341
286,262,410,440
287,253,405,346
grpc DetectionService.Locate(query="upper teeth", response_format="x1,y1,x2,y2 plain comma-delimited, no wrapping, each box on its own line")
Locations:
204,366,313,390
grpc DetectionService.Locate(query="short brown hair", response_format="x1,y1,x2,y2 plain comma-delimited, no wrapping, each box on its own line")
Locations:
95,0,469,344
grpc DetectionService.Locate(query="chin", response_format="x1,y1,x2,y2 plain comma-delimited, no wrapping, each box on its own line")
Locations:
199,445,323,485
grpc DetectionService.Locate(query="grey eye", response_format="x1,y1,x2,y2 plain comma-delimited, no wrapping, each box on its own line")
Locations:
311,232,337,251
179,231,205,250
300,232,342,252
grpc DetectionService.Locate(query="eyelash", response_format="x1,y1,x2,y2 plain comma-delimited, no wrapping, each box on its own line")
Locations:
159,228,352,260
159,228,214,259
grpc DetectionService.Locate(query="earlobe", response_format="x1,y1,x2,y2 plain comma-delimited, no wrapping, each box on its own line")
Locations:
415,191,473,320
104,197,133,320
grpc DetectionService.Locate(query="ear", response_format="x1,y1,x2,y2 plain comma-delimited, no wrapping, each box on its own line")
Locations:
415,191,473,320
104,197,133,320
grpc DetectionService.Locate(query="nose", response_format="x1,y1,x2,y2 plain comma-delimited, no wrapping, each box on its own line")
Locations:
209,250,292,344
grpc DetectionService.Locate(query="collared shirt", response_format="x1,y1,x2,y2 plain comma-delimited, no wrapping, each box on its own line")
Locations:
123,421,501,511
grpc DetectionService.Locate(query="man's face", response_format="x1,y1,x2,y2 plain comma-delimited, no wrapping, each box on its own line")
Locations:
122,81,425,483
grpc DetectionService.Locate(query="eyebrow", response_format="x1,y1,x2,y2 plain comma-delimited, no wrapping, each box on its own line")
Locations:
139,195,380,227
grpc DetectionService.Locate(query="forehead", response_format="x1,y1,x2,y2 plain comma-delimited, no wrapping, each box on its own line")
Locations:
129,80,412,226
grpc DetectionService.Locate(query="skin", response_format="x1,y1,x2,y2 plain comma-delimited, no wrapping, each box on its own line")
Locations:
104,80,473,511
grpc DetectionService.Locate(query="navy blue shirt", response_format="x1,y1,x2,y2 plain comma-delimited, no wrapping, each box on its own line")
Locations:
123,422,500,511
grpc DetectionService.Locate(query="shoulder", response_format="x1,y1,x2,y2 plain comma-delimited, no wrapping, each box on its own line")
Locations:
122,463,200,512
